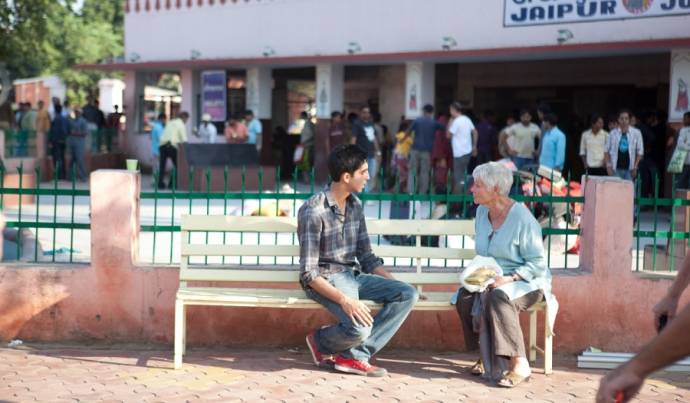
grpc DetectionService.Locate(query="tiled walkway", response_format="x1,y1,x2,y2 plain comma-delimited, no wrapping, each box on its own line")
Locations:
1,344,688,402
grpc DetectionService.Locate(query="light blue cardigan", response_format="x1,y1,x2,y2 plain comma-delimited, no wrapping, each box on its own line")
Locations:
474,202,558,334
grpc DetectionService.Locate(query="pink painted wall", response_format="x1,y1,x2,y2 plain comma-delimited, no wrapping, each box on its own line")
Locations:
0,173,688,354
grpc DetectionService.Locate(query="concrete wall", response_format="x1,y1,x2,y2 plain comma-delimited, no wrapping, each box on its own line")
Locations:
0,172,688,354
123,0,690,63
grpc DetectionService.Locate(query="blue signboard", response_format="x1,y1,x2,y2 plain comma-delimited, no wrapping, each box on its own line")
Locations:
201,70,227,122
504,0,690,27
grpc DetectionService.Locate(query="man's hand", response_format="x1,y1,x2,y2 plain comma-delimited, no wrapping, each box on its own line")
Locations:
596,363,645,403
653,295,679,329
471,148,478,157
340,296,374,327
489,276,514,289
631,168,638,179
607,167,615,176
508,149,517,157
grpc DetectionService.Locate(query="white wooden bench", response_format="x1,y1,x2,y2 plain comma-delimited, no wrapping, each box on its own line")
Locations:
174,215,552,374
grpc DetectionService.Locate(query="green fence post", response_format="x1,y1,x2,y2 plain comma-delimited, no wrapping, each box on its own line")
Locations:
222,166,229,265
69,164,76,263
152,170,159,264
34,165,41,262
51,161,59,263
16,163,24,260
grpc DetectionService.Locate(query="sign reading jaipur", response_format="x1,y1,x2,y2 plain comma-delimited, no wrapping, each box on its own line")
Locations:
504,0,690,27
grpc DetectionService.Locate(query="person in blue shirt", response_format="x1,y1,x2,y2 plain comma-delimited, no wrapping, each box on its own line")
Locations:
538,113,566,171
49,104,71,180
150,113,166,168
406,104,445,194
244,110,263,152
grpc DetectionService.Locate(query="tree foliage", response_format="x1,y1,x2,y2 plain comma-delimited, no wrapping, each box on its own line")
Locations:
0,0,124,105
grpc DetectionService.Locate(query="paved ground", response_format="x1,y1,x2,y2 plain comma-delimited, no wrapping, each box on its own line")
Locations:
1,344,689,402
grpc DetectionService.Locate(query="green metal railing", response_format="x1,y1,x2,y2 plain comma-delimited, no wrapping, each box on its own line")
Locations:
633,173,690,272
139,166,583,269
0,163,90,263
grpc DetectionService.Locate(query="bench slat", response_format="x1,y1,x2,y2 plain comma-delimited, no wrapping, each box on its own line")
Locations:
177,287,457,310
181,243,475,260
179,268,461,284
177,288,546,312
367,219,475,236
180,215,475,236
181,215,298,232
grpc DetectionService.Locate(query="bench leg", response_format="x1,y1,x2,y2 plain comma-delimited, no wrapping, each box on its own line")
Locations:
529,309,537,363
174,299,185,369
544,310,553,375
181,303,187,357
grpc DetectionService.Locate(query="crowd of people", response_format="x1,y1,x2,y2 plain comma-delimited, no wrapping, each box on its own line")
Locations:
309,103,690,197
11,98,124,181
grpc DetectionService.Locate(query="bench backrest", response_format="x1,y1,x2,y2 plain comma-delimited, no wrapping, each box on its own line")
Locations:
179,215,475,286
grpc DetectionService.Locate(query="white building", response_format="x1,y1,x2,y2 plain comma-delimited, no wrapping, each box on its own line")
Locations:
84,0,690,176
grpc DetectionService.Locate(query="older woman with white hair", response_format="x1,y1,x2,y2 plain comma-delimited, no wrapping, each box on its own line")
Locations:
455,161,554,388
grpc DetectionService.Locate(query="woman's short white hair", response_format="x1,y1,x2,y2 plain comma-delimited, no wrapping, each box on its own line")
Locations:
472,162,514,196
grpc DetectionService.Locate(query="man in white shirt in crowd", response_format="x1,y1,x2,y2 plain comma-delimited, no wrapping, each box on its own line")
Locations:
580,114,609,176
447,101,477,193
605,109,644,181
196,113,218,144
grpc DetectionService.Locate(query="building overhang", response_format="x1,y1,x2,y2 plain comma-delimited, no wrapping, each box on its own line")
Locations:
78,38,690,72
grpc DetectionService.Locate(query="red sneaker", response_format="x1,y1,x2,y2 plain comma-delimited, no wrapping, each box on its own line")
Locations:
334,356,387,377
305,332,334,367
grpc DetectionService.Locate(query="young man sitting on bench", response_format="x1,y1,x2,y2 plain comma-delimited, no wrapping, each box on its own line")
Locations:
299,144,419,377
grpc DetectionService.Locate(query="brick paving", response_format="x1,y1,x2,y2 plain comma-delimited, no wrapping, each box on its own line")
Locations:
0,344,689,402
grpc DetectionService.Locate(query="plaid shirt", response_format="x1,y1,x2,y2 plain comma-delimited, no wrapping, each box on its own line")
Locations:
297,189,383,289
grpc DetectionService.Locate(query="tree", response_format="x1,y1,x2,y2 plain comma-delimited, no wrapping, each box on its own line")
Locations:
1,0,124,106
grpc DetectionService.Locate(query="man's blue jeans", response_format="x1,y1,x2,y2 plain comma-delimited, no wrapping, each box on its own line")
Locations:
615,169,632,181
67,136,87,181
512,157,534,171
305,270,418,362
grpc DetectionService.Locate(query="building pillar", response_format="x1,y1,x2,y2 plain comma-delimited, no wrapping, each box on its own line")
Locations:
314,64,344,182
98,79,126,115
405,62,435,120
180,69,196,136
246,67,272,165
90,170,140,279
579,176,634,279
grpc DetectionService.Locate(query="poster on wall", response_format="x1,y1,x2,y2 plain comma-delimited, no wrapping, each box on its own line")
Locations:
201,70,226,122
504,0,690,27
405,63,421,119
670,50,690,122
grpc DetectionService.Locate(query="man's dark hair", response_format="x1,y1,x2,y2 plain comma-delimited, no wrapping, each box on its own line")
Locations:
54,104,63,115
178,111,190,120
519,108,531,117
537,103,551,115
328,144,368,182
245,110,254,117
158,113,167,120
422,104,434,114
590,114,602,126
300,111,309,119
450,101,463,113
618,108,632,119
331,111,342,119
543,113,558,126
684,111,690,120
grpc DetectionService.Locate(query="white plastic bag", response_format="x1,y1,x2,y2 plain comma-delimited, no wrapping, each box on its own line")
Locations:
459,255,503,293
